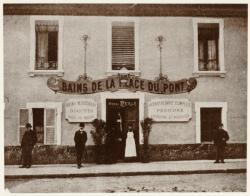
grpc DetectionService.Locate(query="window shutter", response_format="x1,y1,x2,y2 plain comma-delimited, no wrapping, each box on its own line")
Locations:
19,109,29,144
112,22,135,70
44,108,56,145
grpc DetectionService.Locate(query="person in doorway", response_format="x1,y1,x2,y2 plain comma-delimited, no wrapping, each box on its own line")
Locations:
212,123,229,163
74,122,88,169
115,112,123,161
19,123,37,168
125,125,137,158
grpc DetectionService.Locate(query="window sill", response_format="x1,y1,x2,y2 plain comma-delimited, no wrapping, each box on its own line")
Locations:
28,70,64,77
192,71,226,78
106,69,141,76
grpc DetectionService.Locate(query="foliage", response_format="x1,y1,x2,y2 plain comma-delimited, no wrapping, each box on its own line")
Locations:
90,119,106,145
140,117,153,145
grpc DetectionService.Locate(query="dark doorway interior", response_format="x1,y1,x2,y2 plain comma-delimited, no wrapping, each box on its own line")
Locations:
32,108,44,144
106,99,139,162
200,107,222,142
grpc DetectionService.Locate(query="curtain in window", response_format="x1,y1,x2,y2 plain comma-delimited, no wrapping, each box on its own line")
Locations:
35,21,58,70
37,32,49,68
198,41,205,70
207,40,217,70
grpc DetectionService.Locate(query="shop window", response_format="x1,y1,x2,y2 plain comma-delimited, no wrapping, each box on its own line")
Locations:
35,20,58,70
107,18,140,76
193,18,225,77
18,102,62,145
29,16,64,77
200,108,222,142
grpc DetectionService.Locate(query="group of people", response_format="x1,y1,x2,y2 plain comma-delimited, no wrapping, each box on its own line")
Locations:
19,121,229,169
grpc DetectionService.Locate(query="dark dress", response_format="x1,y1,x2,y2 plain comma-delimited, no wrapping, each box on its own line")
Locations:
74,130,87,166
21,130,37,167
213,128,229,162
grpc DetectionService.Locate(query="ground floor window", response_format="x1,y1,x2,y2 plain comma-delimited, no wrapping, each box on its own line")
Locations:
19,102,62,145
195,102,227,143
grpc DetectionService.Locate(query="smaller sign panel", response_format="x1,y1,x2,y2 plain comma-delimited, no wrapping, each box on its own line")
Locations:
65,99,97,122
148,99,192,122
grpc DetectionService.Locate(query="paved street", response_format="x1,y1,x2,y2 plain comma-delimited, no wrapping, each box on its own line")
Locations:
5,173,246,192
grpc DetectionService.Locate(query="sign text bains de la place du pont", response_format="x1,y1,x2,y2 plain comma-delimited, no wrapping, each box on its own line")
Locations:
47,74,197,95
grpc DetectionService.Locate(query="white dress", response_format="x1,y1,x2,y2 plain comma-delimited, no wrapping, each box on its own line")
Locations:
125,132,137,157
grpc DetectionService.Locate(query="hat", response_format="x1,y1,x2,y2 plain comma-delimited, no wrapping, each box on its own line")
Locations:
79,122,85,128
218,123,223,127
26,123,32,128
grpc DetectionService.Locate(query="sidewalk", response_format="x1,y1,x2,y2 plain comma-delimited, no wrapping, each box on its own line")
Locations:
5,159,246,179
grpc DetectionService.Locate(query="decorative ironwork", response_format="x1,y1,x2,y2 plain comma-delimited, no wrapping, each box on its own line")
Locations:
80,34,89,78
156,35,166,78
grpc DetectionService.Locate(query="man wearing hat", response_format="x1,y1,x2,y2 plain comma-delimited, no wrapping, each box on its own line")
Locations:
74,122,88,168
212,123,229,163
20,123,37,168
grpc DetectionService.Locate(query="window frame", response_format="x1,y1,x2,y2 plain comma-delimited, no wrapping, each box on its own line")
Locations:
24,102,62,145
29,16,64,77
195,102,228,144
193,18,226,77
106,17,140,76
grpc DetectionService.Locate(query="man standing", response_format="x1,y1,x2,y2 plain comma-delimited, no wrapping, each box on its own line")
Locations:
20,123,37,168
213,123,229,163
74,122,87,169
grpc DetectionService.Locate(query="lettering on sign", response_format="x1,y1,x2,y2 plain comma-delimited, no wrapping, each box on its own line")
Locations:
47,74,197,95
148,99,192,122
65,99,97,122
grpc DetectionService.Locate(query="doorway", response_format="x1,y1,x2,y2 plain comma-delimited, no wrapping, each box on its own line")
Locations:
106,99,139,161
200,107,222,142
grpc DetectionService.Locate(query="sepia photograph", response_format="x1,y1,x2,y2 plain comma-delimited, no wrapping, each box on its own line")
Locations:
2,0,248,193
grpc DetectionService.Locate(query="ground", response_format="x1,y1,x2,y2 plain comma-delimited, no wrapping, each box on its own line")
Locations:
5,173,246,192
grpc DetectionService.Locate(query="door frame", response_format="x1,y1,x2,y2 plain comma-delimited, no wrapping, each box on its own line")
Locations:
195,102,227,143
100,91,145,144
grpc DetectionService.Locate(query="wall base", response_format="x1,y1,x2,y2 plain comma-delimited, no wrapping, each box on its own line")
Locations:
4,143,246,165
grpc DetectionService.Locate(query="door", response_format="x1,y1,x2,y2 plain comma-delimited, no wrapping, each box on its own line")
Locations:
200,107,222,142
106,99,139,160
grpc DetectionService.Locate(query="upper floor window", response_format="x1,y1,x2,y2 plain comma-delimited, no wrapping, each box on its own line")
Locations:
198,23,219,71
112,22,135,71
193,18,225,77
35,20,58,70
107,18,140,76
29,16,64,76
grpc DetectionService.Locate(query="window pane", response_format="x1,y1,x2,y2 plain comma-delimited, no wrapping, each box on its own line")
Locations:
112,22,135,70
35,20,58,70
198,23,219,71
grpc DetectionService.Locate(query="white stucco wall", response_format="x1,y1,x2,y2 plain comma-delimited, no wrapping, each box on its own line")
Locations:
4,16,247,146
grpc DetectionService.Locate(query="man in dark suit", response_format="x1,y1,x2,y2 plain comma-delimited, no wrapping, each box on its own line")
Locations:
212,123,229,163
20,123,37,168
74,122,87,168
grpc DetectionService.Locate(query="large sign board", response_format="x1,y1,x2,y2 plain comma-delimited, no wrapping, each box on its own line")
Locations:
47,74,197,95
148,99,192,122
65,99,97,122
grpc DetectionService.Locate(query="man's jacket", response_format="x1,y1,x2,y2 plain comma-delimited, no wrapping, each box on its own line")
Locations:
213,128,229,146
21,130,37,148
74,130,87,149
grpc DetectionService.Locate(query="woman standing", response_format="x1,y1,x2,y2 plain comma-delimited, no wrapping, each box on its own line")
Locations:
125,125,137,157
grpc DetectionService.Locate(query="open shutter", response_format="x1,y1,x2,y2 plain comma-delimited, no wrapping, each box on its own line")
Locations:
112,22,135,70
19,109,29,144
44,108,56,145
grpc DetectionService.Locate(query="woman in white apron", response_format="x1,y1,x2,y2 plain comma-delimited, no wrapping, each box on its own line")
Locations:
125,125,137,157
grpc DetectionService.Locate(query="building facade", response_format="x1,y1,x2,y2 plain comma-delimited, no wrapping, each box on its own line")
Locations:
4,4,247,164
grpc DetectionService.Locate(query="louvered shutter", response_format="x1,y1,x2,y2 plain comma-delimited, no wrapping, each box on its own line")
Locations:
19,109,29,144
44,108,56,145
112,22,135,70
